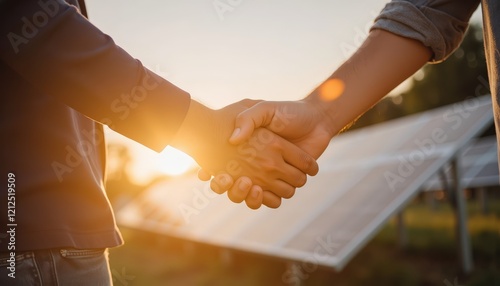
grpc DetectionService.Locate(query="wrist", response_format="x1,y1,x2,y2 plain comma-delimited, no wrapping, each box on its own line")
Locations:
171,100,239,176
301,95,340,137
170,100,217,159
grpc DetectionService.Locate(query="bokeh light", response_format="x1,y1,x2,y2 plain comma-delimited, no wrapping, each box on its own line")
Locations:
319,78,345,101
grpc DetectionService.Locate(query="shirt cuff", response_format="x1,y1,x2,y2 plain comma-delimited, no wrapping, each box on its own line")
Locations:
371,1,469,63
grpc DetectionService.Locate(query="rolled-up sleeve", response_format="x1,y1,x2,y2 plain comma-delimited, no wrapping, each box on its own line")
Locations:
371,0,480,63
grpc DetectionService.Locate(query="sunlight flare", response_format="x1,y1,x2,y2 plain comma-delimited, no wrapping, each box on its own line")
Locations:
157,146,196,176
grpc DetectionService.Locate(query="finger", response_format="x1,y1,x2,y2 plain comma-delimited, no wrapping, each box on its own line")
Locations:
264,179,297,200
210,174,233,195
244,185,263,210
197,169,212,181
210,179,224,195
280,140,319,176
262,191,282,208
253,132,310,189
214,173,234,190
227,177,252,203
229,102,277,145
275,163,308,188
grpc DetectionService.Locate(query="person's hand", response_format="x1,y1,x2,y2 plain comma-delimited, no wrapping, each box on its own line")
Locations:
230,99,335,157
199,99,335,203
170,99,319,209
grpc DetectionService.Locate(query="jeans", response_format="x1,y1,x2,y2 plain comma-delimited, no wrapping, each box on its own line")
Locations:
0,248,112,285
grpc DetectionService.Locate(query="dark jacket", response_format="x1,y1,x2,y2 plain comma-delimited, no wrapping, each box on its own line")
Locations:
0,0,190,251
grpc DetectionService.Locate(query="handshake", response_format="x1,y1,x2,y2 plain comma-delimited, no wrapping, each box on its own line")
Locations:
167,30,432,209
170,97,338,210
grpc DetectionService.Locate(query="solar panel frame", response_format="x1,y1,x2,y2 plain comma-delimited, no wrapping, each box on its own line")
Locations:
424,136,499,190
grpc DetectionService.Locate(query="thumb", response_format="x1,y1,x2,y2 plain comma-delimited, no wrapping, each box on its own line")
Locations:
229,102,276,145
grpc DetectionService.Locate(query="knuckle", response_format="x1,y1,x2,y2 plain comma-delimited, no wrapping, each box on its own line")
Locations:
263,192,281,208
283,187,296,199
240,98,252,105
268,139,281,150
296,174,307,188
261,160,278,173
267,199,281,208
303,155,318,175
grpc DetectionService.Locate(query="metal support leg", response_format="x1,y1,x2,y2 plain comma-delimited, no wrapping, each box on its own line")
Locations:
427,191,438,212
396,210,408,248
477,187,488,215
450,158,474,273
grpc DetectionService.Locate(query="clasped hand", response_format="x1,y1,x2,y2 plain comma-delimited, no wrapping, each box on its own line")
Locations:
195,99,335,209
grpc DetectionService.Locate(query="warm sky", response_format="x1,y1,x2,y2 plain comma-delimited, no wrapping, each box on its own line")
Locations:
84,0,482,183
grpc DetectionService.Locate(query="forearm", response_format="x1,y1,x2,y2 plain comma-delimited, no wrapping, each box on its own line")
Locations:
1,0,190,152
305,29,432,135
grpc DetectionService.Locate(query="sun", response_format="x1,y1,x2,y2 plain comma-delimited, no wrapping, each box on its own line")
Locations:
156,146,196,176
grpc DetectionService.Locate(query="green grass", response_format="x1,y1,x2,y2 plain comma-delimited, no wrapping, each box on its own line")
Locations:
109,199,500,286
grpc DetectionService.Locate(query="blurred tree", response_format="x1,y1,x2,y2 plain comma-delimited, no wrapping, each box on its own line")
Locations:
351,24,489,130
105,143,144,210
107,143,132,182
105,143,173,211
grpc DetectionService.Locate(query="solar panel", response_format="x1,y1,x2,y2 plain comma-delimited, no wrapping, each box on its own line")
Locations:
424,136,499,190
117,95,495,271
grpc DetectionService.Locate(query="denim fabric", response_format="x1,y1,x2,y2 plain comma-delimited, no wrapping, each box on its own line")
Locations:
0,248,112,285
